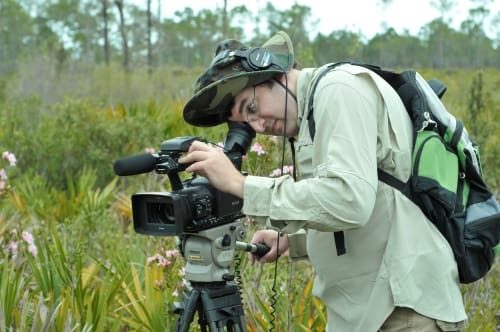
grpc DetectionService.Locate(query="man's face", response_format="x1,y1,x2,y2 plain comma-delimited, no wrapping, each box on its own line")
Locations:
228,81,299,137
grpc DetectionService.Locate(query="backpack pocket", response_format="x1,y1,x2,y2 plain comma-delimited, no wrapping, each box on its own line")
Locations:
406,130,461,229
458,211,499,282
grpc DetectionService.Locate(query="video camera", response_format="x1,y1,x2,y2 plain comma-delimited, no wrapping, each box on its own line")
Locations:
113,121,256,237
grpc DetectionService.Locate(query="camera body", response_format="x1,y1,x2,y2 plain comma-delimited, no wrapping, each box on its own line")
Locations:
122,122,255,237
132,179,243,236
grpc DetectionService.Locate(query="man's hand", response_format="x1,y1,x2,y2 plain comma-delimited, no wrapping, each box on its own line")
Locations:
178,140,245,198
249,230,289,264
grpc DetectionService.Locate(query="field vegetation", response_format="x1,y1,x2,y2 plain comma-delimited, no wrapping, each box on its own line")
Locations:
0,64,499,331
1,1,499,330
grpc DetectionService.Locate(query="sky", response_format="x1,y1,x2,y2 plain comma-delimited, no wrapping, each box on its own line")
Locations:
155,0,499,39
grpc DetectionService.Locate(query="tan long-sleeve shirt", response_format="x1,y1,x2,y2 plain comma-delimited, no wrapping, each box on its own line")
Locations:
242,63,467,331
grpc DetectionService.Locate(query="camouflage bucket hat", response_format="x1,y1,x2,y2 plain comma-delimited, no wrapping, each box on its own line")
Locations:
183,31,295,127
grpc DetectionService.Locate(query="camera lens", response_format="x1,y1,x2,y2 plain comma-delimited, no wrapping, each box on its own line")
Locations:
147,202,175,224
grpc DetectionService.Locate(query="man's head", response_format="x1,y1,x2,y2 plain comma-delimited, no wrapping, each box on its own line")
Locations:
183,31,295,127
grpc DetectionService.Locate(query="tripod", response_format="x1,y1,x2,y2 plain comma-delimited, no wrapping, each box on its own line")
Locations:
172,221,268,332
173,281,246,331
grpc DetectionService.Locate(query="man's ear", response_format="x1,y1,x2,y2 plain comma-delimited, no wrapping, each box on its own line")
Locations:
272,71,298,102
275,69,298,86
275,73,286,84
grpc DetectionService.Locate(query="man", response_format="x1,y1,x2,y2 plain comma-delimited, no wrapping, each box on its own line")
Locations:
179,31,468,331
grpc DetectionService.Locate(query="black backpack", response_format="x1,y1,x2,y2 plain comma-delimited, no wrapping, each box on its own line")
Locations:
307,62,500,283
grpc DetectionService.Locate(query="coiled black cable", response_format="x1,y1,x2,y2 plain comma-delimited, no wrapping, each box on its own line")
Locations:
233,249,244,304
268,239,280,332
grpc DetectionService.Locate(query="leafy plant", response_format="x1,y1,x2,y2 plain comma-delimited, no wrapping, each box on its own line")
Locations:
0,262,25,328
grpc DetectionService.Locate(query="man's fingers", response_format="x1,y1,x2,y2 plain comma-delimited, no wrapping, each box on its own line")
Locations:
188,140,213,153
179,149,207,165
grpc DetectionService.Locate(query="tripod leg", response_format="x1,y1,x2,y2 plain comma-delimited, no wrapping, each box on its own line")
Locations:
174,287,201,332
232,318,246,332
199,285,247,332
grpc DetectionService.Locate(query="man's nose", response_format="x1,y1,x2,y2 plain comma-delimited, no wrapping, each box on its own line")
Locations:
249,118,266,133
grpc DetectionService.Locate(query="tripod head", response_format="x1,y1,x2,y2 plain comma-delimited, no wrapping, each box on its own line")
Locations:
180,220,269,283
180,221,244,283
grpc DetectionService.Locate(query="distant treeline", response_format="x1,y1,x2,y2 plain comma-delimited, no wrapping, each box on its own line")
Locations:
0,0,499,76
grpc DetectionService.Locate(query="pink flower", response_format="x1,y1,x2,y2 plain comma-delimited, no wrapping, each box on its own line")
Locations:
158,257,172,267
6,241,18,255
283,165,294,175
22,231,35,245
19,231,38,256
146,252,173,267
250,143,265,155
146,253,161,265
165,249,179,258
0,181,5,190
2,151,16,166
28,243,38,257
0,169,7,180
269,165,294,177
145,147,155,154
270,169,282,177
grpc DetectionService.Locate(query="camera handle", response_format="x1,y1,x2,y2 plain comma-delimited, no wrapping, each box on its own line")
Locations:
172,220,269,331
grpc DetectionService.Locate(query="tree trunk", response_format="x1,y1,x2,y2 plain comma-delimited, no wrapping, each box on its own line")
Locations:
147,0,152,76
102,0,110,65
222,0,228,36
115,0,129,72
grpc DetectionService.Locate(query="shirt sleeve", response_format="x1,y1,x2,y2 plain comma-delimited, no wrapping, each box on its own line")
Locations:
242,70,379,234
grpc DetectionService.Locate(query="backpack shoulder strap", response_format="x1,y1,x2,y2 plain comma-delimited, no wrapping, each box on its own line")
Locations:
306,62,349,256
307,62,404,140
307,63,340,140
